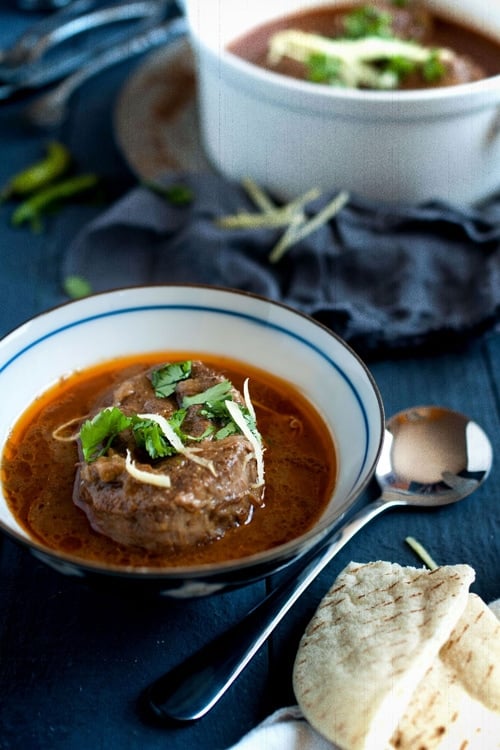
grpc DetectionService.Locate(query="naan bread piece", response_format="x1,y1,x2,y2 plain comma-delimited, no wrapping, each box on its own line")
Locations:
293,561,475,750
441,592,500,712
388,592,500,750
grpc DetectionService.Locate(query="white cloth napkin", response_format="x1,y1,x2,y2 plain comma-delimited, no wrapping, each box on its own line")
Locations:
226,706,335,750
227,599,500,750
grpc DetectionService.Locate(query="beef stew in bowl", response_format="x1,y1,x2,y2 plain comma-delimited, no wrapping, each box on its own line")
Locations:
0,285,383,597
3,355,335,568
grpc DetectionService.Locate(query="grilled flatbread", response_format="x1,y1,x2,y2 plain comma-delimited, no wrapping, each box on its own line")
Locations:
293,561,475,750
388,592,500,750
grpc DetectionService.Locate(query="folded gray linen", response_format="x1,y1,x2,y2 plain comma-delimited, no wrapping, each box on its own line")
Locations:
63,172,500,357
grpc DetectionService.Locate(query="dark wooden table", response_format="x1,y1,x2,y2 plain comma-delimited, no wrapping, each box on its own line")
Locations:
0,6,499,749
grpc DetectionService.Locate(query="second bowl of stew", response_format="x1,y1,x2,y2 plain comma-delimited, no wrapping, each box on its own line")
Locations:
185,0,500,206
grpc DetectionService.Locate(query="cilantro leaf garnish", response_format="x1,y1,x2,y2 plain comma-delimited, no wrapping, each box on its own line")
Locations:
78,369,263,468
214,404,259,441
342,6,394,39
131,418,176,459
242,409,260,444
422,50,446,82
80,407,132,462
151,361,192,398
215,422,239,440
167,408,188,435
181,380,233,408
160,408,215,445
307,53,343,84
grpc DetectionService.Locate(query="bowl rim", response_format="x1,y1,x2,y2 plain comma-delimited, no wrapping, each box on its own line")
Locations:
0,283,385,580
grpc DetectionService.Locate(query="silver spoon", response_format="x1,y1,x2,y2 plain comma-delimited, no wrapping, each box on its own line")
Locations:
140,405,493,723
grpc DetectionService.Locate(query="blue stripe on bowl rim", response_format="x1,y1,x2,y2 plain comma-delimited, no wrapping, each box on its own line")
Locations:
0,303,373,491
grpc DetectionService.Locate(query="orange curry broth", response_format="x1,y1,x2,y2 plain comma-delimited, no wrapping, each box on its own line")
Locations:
1,353,337,568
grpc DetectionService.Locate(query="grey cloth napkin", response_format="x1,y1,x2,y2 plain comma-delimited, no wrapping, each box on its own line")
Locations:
64,172,500,357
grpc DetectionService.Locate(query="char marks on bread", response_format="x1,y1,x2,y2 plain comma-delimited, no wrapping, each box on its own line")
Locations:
293,560,477,750
389,592,500,750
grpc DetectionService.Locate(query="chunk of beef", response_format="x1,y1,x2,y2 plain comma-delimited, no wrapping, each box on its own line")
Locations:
73,361,264,551
378,1,434,43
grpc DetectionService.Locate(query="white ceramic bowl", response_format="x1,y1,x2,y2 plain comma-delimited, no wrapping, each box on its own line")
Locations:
0,285,383,597
185,0,500,206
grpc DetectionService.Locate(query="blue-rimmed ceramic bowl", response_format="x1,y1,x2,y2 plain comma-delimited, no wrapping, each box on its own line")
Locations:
0,285,384,597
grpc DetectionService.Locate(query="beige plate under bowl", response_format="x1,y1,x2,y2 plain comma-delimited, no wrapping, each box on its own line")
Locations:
114,37,210,180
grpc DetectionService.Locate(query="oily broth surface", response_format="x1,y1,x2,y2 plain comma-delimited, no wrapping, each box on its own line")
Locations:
1,353,337,568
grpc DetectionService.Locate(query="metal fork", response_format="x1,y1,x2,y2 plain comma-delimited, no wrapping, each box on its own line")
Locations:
0,0,170,90
1,0,94,69
25,14,187,128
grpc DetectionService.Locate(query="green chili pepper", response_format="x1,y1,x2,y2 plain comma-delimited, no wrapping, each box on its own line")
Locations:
0,141,72,203
142,180,194,206
11,173,100,233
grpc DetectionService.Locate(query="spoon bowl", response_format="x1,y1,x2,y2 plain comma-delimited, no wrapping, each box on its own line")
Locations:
141,405,492,723
377,406,493,506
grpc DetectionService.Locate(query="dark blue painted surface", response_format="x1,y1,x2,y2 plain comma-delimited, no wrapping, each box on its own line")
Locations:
0,6,499,749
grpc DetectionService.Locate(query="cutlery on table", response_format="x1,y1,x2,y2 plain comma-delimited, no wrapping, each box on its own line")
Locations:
0,0,176,101
140,406,492,723
24,13,187,127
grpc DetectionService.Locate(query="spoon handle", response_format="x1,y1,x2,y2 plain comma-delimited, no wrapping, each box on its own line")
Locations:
141,496,394,723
